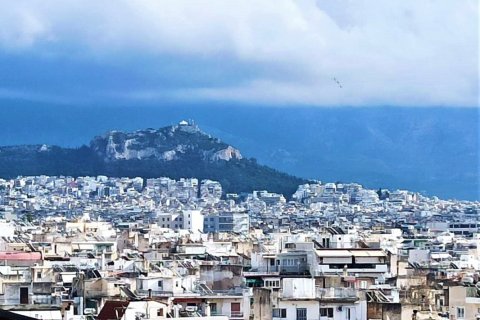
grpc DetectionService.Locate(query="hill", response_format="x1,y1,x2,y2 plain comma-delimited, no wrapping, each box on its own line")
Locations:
0,122,307,196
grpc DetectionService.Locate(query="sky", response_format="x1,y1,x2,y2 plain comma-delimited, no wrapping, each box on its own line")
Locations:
0,0,478,108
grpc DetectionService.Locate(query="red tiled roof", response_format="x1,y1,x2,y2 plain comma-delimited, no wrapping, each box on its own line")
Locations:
97,300,129,320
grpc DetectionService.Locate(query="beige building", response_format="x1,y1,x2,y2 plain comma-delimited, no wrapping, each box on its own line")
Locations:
448,285,480,320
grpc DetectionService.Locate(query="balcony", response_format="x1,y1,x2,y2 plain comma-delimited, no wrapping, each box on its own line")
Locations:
244,266,280,276
211,311,244,319
314,264,388,275
1,278,31,284
466,287,480,304
280,287,359,301
316,287,359,302
136,289,174,297
84,288,121,298
136,288,246,298
279,263,310,276
84,289,107,298
196,288,246,297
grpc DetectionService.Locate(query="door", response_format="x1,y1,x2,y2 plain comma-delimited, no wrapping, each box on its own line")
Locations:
231,302,241,318
20,287,28,304
296,308,307,320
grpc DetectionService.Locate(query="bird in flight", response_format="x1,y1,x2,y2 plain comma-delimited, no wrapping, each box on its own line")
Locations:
333,77,343,88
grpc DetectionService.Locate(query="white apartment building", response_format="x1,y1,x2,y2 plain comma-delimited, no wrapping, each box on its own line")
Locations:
157,210,204,233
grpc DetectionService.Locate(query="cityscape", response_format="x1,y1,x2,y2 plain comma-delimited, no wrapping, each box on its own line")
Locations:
0,1,478,320
0,170,478,319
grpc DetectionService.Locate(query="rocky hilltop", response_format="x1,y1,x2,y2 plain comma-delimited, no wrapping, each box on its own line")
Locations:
90,122,242,162
0,121,306,196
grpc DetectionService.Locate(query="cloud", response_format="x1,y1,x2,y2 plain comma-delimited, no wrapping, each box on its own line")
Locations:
0,88,74,104
0,0,477,107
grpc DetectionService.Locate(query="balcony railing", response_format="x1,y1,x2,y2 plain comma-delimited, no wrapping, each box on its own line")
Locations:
466,287,480,304
279,264,310,275
279,287,359,300
466,287,480,298
136,289,173,297
245,266,279,275
84,289,110,298
211,311,244,318
136,288,245,297
316,287,358,301
244,271,279,277
85,289,121,298
314,264,388,275
198,289,245,296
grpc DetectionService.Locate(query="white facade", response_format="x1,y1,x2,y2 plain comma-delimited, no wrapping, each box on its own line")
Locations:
184,210,204,233
275,278,366,320
157,210,204,233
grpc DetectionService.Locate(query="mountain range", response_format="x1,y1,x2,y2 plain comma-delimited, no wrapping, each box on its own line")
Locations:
0,122,307,196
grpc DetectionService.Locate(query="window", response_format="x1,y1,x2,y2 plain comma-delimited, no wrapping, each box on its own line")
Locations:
346,308,351,320
157,280,163,288
296,308,307,320
283,258,300,266
176,281,179,287
359,280,368,289
457,307,465,319
272,308,287,318
157,309,164,316
264,280,280,288
210,303,217,314
320,308,334,318
36,272,42,279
